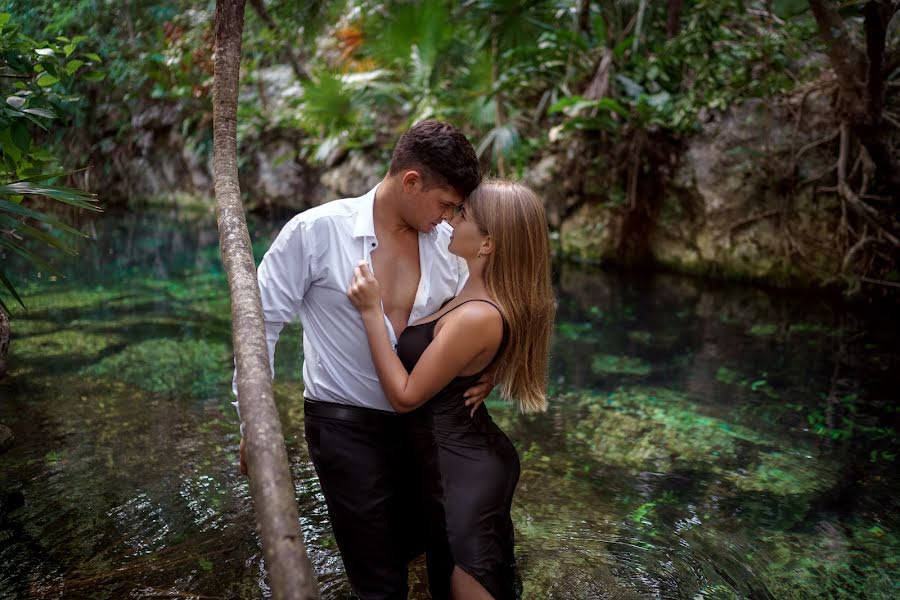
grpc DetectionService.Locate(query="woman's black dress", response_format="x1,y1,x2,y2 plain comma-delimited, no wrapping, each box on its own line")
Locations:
397,299,520,600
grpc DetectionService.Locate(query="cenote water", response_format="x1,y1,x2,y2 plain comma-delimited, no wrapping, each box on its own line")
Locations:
0,210,897,599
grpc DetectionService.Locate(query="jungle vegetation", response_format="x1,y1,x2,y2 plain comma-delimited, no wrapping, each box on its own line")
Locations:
1,0,898,310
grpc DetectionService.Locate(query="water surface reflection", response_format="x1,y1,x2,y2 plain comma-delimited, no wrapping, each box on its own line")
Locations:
0,211,896,598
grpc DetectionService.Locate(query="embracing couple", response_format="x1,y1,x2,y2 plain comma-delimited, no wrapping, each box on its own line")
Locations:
234,120,555,599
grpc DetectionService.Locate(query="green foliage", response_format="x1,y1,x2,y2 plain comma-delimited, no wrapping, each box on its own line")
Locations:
2,0,828,179
0,11,101,314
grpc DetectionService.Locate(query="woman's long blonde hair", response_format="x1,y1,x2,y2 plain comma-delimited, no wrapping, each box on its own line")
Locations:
467,179,555,412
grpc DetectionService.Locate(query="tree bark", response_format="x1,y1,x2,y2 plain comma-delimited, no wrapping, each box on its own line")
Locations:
666,0,683,38
212,1,319,599
0,309,9,380
809,0,900,189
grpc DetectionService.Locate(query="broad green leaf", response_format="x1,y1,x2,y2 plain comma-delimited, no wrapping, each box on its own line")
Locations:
55,36,70,43
11,120,30,154
71,36,87,44
0,13,11,27
594,97,629,116
22,107,56,119
5,96,24,109
66,59,84,75
64,44,75,57
22,113,49,132
0,128,21,162
82,71,105,82
36,73,58,87
84,52,102,63
773,0,809,18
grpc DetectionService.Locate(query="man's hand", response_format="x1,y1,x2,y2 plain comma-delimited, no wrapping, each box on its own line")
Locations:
463,372,495,417
239,437,248,476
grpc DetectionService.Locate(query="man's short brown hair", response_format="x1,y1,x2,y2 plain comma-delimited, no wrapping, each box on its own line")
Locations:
389,119,482,197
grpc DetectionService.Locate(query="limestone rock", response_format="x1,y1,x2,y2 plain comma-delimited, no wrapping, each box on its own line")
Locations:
319,152,384,200
648,90,841,284
558,201,620,263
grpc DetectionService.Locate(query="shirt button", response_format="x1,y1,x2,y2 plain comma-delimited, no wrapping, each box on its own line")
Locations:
371,242,376,247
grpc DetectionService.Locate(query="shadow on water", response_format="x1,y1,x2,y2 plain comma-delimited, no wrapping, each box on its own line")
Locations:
0,210,897,599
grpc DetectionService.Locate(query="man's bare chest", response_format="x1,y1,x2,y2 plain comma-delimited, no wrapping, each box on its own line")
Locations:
371,241,420,335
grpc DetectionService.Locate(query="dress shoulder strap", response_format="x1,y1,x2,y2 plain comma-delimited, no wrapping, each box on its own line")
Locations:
441,298,504,320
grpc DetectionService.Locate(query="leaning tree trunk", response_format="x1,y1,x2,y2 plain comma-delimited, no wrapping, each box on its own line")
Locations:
0,309,9,379
212,1,318,598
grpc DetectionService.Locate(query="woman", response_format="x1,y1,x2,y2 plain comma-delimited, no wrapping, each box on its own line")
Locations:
347,179,555,599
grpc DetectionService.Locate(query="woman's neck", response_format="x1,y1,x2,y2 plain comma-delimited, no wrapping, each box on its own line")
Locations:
456,263,489,299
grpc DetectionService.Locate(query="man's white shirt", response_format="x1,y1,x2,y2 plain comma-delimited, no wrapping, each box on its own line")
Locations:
233,184,468,427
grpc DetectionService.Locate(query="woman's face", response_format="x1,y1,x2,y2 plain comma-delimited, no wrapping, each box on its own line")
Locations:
447,204,487,260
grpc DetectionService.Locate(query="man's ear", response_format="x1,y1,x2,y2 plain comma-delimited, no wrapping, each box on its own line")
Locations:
401,170,422,192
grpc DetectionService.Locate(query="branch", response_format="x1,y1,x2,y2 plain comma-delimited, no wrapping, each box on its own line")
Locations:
247,0,310,82
796,130,840,160
808,0,866,90
861,276,900,289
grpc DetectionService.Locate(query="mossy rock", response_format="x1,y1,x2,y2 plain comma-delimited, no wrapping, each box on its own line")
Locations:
754,520,898,599
0,423,13,454
727,450,837,496
564,388,840,498
81,338,231,397
13,330,127,365
591,353,652,376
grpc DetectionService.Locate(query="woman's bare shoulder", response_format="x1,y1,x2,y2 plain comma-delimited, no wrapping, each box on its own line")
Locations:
439,299,504,336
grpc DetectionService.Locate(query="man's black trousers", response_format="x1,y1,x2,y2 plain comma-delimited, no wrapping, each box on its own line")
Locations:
304,399,450,599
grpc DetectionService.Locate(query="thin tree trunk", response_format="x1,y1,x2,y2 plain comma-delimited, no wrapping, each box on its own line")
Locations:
491,17,506,177
248,0,310,82
809,0,900,189
632,0,647,55
0,309,9,379
666,0,683,38
212,1,318,599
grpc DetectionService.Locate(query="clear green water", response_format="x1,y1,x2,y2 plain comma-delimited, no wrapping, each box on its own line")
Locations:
0,211,897,599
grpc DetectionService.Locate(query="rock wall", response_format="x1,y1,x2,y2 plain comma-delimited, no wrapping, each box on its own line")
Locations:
88,81,865,288
541,90,847,286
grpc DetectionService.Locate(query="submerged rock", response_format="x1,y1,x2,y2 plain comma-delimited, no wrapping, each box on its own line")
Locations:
0,423,13,454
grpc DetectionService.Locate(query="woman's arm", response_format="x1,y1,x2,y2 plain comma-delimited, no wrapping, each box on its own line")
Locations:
348,262,502,412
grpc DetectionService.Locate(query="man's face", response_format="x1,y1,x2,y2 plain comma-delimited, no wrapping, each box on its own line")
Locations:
407,181,464,233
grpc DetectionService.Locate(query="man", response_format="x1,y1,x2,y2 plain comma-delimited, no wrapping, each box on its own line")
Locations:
234,120,490,599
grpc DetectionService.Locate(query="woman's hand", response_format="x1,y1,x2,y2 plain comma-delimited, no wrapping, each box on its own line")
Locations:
348,260,382,314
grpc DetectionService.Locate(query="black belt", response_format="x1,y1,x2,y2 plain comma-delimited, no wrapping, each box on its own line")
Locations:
304,398,397,424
